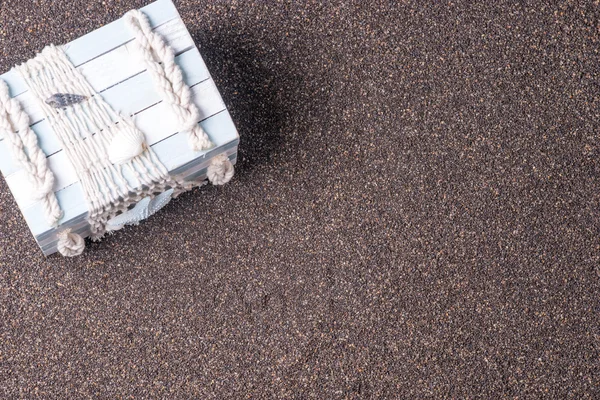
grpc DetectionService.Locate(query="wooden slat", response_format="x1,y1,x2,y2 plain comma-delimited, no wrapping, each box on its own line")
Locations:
0,17,193,109
0,0,180,98
20,109,239,237
78,19,194,93
0,47,210,176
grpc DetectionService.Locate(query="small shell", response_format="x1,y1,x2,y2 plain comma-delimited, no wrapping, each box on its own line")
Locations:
107,127,146,165
45,93,87,108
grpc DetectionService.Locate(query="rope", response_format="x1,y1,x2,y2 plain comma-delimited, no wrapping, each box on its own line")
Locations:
124,10,214,152
57,229,85,257
0,79,63,227
207,154,234,186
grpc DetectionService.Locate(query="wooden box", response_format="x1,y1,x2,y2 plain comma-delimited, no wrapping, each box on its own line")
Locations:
0,0,239,256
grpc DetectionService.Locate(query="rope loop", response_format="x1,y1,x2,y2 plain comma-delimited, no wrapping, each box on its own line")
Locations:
57,229,85,257
207,154,234,186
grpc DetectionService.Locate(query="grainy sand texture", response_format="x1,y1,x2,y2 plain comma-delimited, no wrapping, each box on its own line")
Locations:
0,0,598,398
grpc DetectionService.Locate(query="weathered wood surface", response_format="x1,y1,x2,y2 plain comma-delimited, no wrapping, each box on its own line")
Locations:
0,0,240,255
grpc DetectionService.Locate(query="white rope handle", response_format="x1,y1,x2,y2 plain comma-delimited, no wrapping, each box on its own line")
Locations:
124,10,213,152
0,79,62,227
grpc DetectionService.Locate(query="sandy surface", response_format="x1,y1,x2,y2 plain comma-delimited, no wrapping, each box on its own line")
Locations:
0,0,599,398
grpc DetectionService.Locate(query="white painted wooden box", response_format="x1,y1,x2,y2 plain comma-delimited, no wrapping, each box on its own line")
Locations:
0,0,239,256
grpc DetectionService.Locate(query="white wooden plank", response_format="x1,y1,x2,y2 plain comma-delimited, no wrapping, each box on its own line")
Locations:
0,48,210,176
65,0,179,66
77,17,196,93
21,110,239,236
0,0,180,98
156,112,236,171
0,123,59,174
4,77,225,206
132,79,224,145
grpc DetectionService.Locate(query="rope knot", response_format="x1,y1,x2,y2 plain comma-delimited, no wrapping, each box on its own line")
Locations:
207,154,234,185
57,229,85,257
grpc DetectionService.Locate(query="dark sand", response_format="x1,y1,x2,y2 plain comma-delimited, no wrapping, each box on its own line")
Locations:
0,0,599,398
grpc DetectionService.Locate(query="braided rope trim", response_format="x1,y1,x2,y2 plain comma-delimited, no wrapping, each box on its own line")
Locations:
0,80,63,227
124,10,214,152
